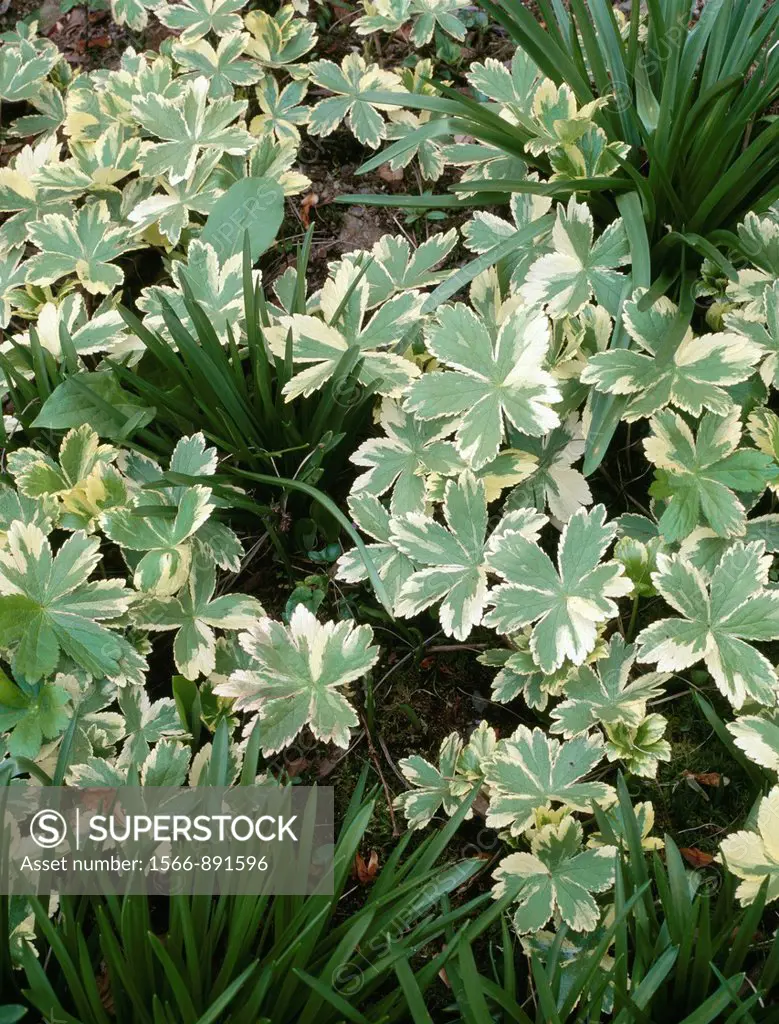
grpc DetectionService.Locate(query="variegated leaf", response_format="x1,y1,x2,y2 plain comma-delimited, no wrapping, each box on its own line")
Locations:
717,787,779,906
214,604,379,754
484,726,614,836
134,560,263,679
485,504,631,673
0,523,135,682
404,302,561,470
25,201,141,295
493,817,616,933
390,472,545,640
636,542,779,709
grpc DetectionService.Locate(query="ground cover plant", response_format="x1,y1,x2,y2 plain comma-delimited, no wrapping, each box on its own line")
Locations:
1,0,779,1019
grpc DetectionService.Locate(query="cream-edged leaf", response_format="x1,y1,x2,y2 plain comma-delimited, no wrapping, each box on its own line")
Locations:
404,302,561,469
636,542,779,710
493,817,616,933
485,504,631,673
214,605,379,754
484,726,614,836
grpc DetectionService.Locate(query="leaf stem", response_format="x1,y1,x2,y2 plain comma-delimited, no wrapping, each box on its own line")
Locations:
627,593,640,642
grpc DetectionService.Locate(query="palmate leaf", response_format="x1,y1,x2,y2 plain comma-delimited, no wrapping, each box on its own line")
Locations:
604,714,671,779
336,492,418,609
349,399,464,516
493,817,616,933
75,738,192,786
132,77,254,185
644,409,779,542
485,504,631,674
54,672,125,762
394,736,464,830
384,110,448,182
35,123,140,197
725,280,779,391
718,786,779,906
244,5,317,69
242,133,309,195
404,0,470,45
85,51,178,136
394,720,496,829
155,0,247,41
63,78,114,145
444,140,528,188
8,425,128,533
588,799,664,852
356,0,468,45
403,302,561,470
726,212,779,315
389,472,546,640
0,134,71,250
115,683,186,769
101,437,222,596
0,247,27,329
354,0,411,36
483,725,614,836
462,187,553,291
126,151,223,247
25,201,141,296
352,228,458,306
0,523,134,683
521,197,630,318
728,712,779,773
0,485,58,547
141,739,192,786
456,448,537,504
134,560,264,680
5,293,130,363
467,49,540,114
9,79,64,138
110,0,159,31
747,409,779,498
682,521,779,585
478,645,571,711
525,81,607,158
250,77,309,144
172,32,264,100
138,238,252,343
582,290,763,420
504,412,592,522
213,605,380,755
0,670,70,759
270,259,422,400
636,542,779,710
550,634,668,739
308,54,404,149
614,533,662,597
0,39,59,102
549,124,628,180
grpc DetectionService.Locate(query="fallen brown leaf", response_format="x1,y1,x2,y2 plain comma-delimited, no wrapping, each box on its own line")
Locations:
300,192,319,228
680,847,714,868
683,770,722,787
377,165,404,184
354,849,380,884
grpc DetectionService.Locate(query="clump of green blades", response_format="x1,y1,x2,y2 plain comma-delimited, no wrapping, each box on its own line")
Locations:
344,0,779,472
354,0,779,266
